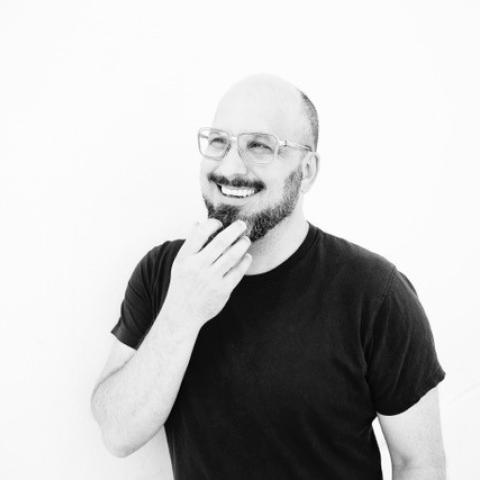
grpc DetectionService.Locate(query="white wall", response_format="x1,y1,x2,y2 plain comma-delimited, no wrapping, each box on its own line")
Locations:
1,1,478,478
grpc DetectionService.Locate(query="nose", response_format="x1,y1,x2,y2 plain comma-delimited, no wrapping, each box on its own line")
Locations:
215,141,249,177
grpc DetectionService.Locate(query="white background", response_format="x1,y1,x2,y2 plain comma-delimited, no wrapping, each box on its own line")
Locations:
1,1,479,479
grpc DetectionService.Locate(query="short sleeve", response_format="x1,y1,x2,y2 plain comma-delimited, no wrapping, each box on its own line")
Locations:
110,249,156,350
365,267,446,415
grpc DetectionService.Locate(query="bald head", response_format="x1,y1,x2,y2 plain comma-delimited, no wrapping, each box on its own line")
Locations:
213,74,318,151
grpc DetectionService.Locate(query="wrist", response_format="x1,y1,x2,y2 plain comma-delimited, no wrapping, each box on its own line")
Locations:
159,301,202,338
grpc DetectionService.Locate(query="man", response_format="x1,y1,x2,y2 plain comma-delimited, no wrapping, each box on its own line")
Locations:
91,74,447,479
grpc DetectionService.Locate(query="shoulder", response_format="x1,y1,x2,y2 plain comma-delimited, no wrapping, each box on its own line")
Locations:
141,238,185,277
134,237,186,287
148,237,186,265
317,227,397,297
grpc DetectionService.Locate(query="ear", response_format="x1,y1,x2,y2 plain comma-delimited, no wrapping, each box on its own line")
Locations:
300,151,320,193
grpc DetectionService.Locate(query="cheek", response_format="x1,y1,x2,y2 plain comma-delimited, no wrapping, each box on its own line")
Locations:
262,177,284,195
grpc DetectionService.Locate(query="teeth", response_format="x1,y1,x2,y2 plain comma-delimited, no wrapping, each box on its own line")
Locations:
220,185,256,198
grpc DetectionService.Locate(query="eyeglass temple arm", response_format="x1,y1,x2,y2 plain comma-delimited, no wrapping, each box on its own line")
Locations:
282,139,313,152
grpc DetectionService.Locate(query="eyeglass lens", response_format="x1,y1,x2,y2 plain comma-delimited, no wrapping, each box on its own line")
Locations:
198,128,277,164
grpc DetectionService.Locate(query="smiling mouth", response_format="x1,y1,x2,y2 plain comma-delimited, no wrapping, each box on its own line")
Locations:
215,183,260,199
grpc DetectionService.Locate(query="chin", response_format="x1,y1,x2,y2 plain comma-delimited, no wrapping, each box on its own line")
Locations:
203,196,243,226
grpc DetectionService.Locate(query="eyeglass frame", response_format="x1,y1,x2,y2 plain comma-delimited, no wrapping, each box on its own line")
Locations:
197,126,314,164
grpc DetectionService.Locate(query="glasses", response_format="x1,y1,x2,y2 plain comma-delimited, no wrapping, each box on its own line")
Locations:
197,127,312,165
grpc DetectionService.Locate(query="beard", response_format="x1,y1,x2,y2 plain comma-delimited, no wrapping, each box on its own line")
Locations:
202,164,303,243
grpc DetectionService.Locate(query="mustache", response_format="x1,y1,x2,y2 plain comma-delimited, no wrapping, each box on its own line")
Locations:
207,173,264,191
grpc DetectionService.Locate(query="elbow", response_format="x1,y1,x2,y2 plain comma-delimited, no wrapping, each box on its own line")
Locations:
103,435,132,458
392,454,447,479
90,399,136,458
101,428,138,458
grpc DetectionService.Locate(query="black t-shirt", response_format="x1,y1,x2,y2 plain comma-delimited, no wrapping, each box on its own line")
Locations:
110,221,446,480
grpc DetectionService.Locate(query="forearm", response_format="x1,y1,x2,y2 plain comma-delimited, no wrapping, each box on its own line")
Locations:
91,306,200,456
392,462,447,480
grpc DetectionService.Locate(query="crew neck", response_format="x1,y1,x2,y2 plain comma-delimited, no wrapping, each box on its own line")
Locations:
240,221,320,286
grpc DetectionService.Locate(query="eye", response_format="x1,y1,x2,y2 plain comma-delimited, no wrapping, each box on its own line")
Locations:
247,141,273,152
209,137,227,148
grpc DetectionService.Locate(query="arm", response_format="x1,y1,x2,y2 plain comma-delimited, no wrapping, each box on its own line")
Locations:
91,306,200,457
91,218,252,458
377,386,447,480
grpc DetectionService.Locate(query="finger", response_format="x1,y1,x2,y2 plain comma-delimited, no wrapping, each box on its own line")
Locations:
198,220,248,265
210,235,251,276
178,218,223,258
223,253,253,289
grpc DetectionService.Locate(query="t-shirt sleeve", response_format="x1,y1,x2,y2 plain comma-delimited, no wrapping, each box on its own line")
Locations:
110,248,156,350
365,266,446,416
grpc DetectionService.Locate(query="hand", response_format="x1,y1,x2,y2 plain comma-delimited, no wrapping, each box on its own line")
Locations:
162,218,252,331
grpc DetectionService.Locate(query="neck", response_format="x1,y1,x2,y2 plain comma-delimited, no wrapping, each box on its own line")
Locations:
244,209,309,276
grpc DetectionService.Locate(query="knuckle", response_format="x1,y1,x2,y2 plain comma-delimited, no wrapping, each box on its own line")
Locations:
223,276,235,291
228,245,244,261
187,259,202,276
218,280,230,294
232,237,250,256
215,236,229,252
198,266,213,283
215,281,225,294
175,256,194,274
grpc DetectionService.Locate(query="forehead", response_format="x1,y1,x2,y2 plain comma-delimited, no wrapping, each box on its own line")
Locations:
212,83,307,143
